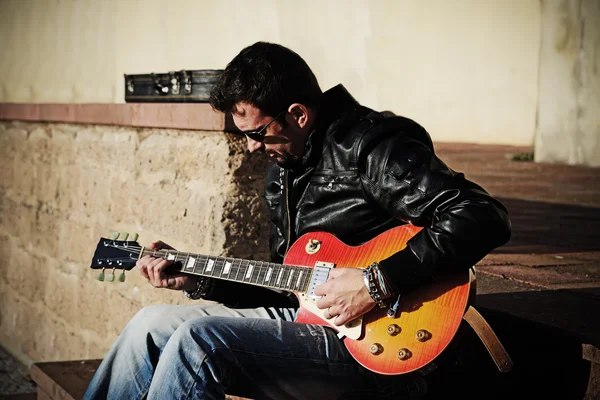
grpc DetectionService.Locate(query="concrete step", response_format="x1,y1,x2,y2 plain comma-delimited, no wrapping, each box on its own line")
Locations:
0,394,37,400
27,309,599,400
29,359,249,400
30,360,101,400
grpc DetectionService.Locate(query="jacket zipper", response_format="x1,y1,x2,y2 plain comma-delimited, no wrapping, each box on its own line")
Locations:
283,169,292,256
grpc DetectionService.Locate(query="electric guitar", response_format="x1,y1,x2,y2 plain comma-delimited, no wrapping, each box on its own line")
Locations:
89,224,474,375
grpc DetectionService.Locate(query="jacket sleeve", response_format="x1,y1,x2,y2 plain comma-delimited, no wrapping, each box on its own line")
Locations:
203,280,299,309
358,121,511,294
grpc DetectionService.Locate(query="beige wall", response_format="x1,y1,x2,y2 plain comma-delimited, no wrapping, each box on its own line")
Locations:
0,120,270,363
536,0,600,167
0,0,540,146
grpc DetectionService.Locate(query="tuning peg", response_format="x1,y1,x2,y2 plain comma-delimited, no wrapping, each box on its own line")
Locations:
111,232,120,240
131,232,139,242
97,267,105,281
106,267,115,282
118,270,126,282
121,232,129,241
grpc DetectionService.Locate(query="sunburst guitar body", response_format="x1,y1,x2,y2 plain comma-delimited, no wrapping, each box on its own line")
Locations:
289,225,474,375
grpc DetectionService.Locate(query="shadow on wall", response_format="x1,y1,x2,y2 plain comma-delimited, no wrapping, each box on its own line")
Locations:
494,197,600,254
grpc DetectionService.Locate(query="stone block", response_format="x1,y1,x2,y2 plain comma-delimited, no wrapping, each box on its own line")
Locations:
0,233,14,286
57,220,95,265
28,202,62,259
106,174,134,224
32,161,61,206
0,197,35,245
30,313,88,361
72,165,114,226
9,152,36,202
43,270,81,324
73,126,137,168
8,248,50,305
74,276,130,338
0,288,38,360
55,161,81,214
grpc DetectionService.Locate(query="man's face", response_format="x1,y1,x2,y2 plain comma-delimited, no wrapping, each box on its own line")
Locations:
231,102,310,169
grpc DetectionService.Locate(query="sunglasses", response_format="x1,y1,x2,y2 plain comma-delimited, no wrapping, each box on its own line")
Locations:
241,110,285,142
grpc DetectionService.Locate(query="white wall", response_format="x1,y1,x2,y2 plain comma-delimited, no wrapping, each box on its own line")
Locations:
535,0,600,167
0,0,541,146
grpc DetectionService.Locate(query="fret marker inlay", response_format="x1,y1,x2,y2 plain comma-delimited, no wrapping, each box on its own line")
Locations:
223,261,232,275
206,259,215,272
296,271,303,288
185,257,196,270
246,265,254,279
265,268,272,282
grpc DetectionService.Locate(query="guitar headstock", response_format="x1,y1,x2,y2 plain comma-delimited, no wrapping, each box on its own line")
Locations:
90,232,142,282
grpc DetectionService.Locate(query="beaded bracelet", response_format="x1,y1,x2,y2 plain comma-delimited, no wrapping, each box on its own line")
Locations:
183,276,216,300
362,262,396,308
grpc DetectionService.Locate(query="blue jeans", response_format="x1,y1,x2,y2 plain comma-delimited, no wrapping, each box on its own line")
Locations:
83,303,430,399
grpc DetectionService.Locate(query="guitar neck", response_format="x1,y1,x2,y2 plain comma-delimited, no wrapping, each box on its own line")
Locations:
141,248,312,294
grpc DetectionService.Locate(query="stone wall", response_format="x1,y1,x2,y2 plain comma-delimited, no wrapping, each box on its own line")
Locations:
0,121,270,363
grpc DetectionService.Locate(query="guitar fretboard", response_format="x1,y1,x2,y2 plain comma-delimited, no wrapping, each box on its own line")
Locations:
146,249,313,293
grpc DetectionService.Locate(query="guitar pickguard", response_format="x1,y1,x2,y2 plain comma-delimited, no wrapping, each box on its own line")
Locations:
297,293,363,339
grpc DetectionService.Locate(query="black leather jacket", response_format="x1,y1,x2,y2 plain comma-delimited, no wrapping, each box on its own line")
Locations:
207,85,511,308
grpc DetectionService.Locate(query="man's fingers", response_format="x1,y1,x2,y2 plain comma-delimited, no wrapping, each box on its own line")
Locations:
166,276,178,289
135,246,181,289
313,280,332,297
333,314,349,327
315,293,333,310
150,240,174,251
136,256,152,280
328,268,344,279
147,258,169,286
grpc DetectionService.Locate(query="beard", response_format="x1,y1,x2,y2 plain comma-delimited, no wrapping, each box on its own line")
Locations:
267,150,302,170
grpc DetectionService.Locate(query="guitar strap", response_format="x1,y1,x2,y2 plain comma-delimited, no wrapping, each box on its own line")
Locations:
463,305,513,372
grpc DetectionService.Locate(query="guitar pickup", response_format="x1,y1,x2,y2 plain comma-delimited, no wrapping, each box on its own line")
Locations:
306,261,335,298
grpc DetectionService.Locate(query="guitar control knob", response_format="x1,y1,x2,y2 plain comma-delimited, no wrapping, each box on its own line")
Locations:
397,348,412,361
386,324,401,336
369,343,384,355
305,239,321,254
416,329,432,342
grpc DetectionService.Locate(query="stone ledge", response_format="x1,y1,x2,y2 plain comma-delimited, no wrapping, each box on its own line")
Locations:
29,359,251,400
30,360,101,400
0,103,237,132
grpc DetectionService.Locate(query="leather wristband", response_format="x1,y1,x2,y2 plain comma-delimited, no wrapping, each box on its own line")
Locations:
183,276,216,300
363,263,395,308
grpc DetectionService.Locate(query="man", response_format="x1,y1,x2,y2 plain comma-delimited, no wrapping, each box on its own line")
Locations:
84,42,510,399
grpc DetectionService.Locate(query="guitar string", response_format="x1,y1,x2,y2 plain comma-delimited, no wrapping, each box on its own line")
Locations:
104,243,313,271
102,243,314,291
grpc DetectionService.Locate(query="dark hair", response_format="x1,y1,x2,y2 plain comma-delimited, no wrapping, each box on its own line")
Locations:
209,42,322,117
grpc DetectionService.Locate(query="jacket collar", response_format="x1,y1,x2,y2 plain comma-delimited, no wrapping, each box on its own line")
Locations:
297,84,359,169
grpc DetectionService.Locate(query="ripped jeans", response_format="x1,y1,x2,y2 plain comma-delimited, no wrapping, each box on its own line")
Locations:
82,303,431,400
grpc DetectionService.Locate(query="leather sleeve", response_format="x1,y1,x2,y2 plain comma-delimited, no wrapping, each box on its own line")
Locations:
205,280,299,309
358,120,511,294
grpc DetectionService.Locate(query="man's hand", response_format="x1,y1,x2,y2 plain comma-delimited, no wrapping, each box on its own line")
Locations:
136,241,197,292
314,268,376,326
